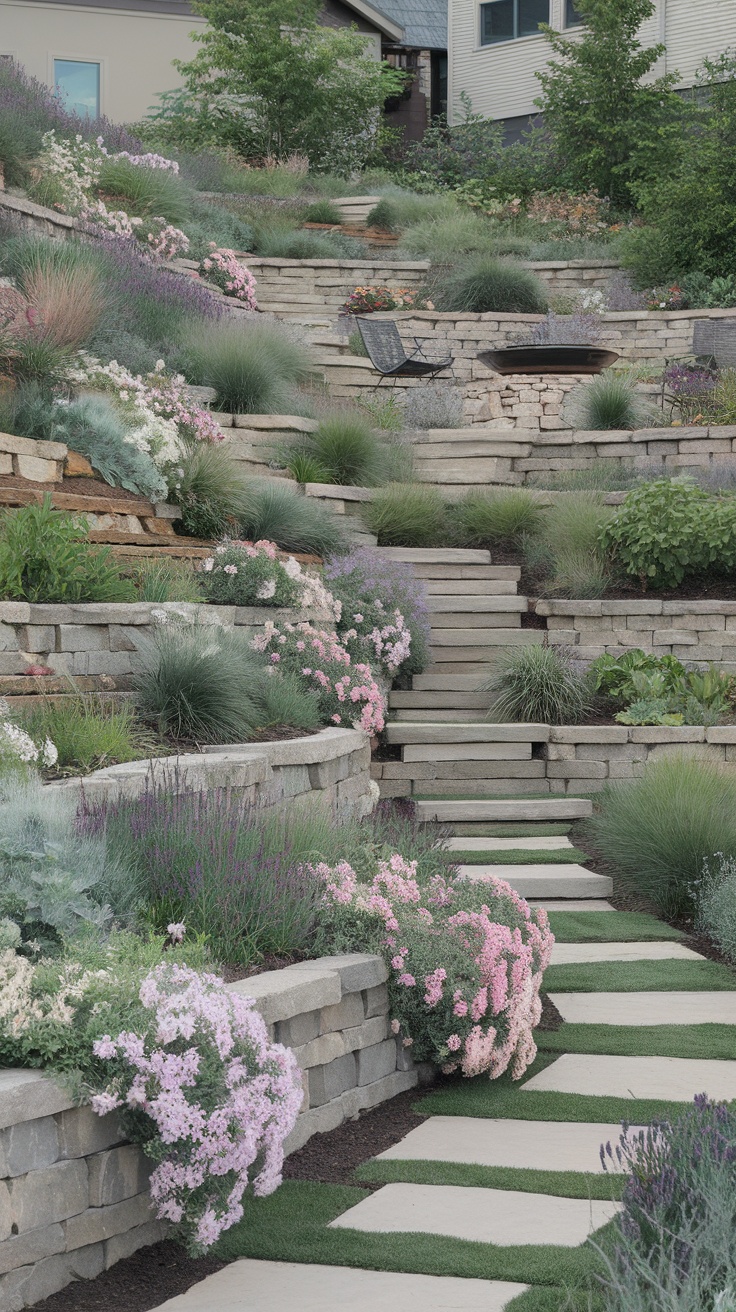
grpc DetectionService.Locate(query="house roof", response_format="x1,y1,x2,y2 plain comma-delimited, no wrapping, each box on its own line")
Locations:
341,0,406,41
377,0,447,49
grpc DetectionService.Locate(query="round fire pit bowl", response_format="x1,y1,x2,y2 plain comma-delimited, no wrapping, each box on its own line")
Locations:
477,345,620,376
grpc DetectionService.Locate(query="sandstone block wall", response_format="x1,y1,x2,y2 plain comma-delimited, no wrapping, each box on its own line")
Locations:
0,952,413,1310
545,725,736,792
538,600,736,674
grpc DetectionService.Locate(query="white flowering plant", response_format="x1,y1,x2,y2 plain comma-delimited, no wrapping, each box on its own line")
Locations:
0,699,57,778
200,540,300,608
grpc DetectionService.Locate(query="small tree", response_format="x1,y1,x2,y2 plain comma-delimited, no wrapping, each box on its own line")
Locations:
148,0,404,174
534,0,687,206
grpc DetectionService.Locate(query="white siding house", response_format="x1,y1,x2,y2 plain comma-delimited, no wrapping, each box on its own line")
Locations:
448,0,736,132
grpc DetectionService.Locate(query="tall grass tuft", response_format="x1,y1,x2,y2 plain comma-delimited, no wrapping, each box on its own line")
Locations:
134,623,264,744
540,492,613,598
20,261,103,349
398,211,491,261
175,441,253,539
363,483,447,547
181,321,313,414
484,644,592,725
577,372,643,430
290,413,386,487
587,755,736,917
19,697,155,774
238,481,346,556
457,488,543,548
433,258,549,314
130,558,203,604
97,156,192,226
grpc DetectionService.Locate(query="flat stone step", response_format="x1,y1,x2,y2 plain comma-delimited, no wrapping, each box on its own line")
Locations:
148,1259,526,1312
458,864,613,899
411,565,521,581
448,836,574,851
551,991,736,1026
430,614,523,630
522,1054,736,1102
403,743,532,762
428,635,542,659
550,941,703,966
389,692,492,710
387,723,548,744
532,900,616,911
391,709,489,722
412,674,491,691
330,1182,619,1247
427,596,527,613
417,798,593,823
377,1116,627,1174
377,548,492,564
423,579,519,595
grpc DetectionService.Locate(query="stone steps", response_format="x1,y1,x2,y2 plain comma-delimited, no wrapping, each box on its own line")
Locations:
416,798,593,822
458,863,613,899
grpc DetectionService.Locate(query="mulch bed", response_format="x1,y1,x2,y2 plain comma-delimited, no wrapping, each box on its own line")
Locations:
284,1088,431,1188
2,474,148,504
29,1243,225,1312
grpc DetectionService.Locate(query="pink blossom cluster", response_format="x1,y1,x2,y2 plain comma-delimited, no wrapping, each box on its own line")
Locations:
251,620,386,734
200,246,258,309
146,218,191,261
90,962,302,1251
339,607,411,676
319,859,554,1081
97,141,180,173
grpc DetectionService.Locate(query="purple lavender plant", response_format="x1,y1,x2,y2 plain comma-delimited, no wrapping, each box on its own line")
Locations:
97,236,224,325
0,58,144,159
526,309,602,346
664,363,718,399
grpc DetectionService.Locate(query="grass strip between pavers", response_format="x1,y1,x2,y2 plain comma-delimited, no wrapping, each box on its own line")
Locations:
543,958,736,993
538,1022,736,1061
417,1053,726,1124
452,848,589,865
356,1158,626,1202
213,1179,611,1290
506,1286,606,1312
547,911,683,943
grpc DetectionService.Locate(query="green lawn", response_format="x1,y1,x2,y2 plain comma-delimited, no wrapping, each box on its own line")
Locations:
547,911,683,943
538,1022,736,1061
543,959,736,993
213,1179,610,1289
449,823,573,838
357,1158,625,1201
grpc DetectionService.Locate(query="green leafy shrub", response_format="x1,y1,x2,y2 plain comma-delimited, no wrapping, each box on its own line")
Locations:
587,755,736,917
252,223,362,259
457,489,543,549
602,479,736,590
576,372,644,430
135,621,264,743
200,541,299,608
0,498,135,603
19,698,155,775
181,321,313,414
590,650,734,727
0,775,136,950
484,644,592,725
238,481,346,556
363,483,447,547
174,441,253,540
96,156,192,226
433,258,548,314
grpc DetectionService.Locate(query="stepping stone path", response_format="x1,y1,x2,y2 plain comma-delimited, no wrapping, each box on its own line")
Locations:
151,545,736,1309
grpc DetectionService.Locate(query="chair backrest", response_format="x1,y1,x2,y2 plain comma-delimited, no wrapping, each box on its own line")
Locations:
712,321,736,368
693,319,716,359
356,317,408,373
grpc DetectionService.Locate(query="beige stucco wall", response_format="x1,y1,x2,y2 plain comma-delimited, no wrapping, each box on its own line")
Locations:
448,0,735,126
0,0,206,123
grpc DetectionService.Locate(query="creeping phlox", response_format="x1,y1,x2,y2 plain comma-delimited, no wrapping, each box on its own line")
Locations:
318,856,554,1080
36,131,189,260
199,245,258,309
91,961,302,1252
251,620,386,734
67,354,223,469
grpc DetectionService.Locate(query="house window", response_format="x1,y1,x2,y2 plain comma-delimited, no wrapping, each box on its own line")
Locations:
565,0,583,24
480,0,549,44
53,59,100,117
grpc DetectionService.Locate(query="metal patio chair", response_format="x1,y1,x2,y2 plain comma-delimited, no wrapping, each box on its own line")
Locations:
356,317,453,389
692,319,736,368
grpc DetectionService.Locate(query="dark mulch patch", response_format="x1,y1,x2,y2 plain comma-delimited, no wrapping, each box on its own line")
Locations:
250,724,320,742
221,951,308,983
29,1242,225,1312
537,993,564,1031
494,547,736,604
2,474,148,504
283,1088,431,1188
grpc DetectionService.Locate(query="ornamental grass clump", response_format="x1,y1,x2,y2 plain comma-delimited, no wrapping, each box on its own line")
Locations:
433,258,548,314
363,483,447,547
587,755,736,918
182,321,313,414
457,488,543,549
484,644,592,725
315,856,553,1077
289,413,386,487
237,481,347,556
19,696,154,775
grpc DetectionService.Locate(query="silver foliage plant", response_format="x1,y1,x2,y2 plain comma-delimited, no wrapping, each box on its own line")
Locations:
401,382,465,430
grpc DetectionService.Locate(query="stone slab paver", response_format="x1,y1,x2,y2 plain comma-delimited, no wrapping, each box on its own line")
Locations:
151,1259,528,1311
377,1116,627,1174
522,1054,736,1102
459,864,613,898
447,837,574,851
551,991,736,1026
551,942,703,966
330,1182,619,1247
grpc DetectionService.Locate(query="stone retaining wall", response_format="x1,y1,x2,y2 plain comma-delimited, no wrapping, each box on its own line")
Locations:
0,601,325,681
545,725,736,792
0,952,413,1310
48,727,374,821
538,600,736,674
236,255,430,315
520,259,621,296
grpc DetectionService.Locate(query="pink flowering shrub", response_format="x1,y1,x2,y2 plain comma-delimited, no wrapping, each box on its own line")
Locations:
251,620,386,733
91,961,302,1252
200,541,299,608
316,856,553,1079
200,246,258,309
